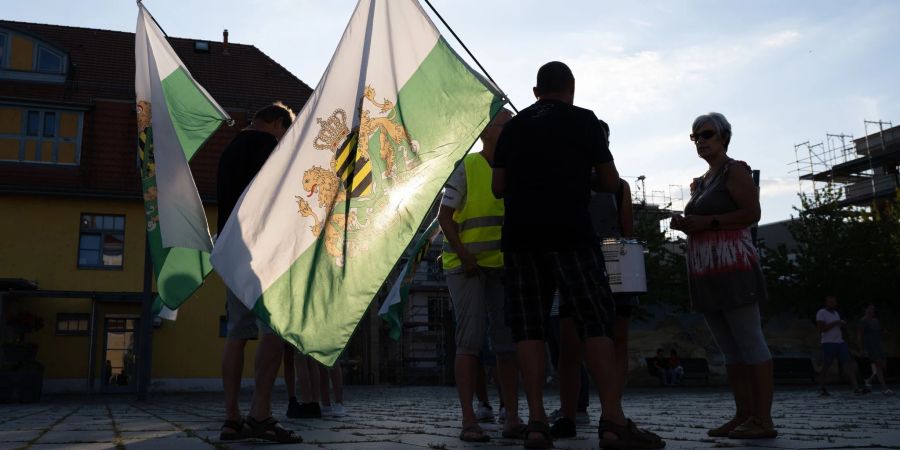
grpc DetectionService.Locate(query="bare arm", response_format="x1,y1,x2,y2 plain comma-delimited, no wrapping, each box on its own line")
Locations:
592,161,620,193
492,168,506,199
857,327,865,353
618,180,634,237
671,163,760,234
817,320,844,333
437,204,478,277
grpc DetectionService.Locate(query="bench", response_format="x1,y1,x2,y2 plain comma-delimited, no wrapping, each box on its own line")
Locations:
645,357,710,385
773,357,815,383
645,358,662,378
680,358,710,385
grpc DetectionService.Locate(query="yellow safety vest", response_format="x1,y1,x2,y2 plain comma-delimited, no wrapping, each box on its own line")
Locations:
442,153,504,270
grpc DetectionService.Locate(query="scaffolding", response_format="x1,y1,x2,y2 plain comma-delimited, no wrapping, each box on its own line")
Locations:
791,119,898,207
624,175,685,239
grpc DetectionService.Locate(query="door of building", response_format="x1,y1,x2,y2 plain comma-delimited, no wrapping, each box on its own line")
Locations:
100,316,139,393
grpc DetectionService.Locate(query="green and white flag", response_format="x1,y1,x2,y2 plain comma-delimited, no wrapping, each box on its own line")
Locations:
379,218,441,341
135,3,229,310
211,0,505,365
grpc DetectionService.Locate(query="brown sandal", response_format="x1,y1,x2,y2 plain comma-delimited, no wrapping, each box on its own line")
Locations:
245,416,303,443
708,417,745,437
524,420,553,449
727,417,777,439
502,423,529,439
219,418,248,441
598,418,665,449
459,424,490,442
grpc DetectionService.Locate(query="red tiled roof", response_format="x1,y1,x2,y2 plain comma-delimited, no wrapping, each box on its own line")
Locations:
0,20,314,200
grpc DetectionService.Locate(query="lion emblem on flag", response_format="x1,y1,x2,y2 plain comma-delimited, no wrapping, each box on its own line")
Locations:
295,85,417,266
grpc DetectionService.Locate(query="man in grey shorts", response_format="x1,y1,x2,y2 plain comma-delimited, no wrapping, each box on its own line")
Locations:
217,102,300,443
439,109,524,442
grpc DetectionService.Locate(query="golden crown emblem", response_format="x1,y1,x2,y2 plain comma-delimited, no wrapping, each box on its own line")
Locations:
313,109,350,151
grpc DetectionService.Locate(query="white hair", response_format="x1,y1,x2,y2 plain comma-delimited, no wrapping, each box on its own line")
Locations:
692,112,732,149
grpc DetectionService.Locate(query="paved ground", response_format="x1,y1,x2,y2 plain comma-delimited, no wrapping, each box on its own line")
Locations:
1,385,898,450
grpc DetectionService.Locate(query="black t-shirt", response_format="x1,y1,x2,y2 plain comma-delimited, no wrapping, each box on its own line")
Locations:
493,99,613,251
216,130,278,235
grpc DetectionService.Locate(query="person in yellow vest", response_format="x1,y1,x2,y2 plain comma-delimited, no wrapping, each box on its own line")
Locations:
439,109,524,443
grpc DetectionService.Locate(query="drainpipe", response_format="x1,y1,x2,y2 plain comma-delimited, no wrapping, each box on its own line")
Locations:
87,296,97,393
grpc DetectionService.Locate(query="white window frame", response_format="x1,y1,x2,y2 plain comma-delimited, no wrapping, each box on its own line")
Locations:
0,105,83,166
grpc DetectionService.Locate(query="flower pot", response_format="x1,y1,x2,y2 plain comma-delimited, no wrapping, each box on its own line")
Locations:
0,362,44,403
1,346,38,364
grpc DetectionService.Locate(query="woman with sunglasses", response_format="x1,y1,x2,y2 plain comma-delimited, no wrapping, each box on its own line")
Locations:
671,112,776,440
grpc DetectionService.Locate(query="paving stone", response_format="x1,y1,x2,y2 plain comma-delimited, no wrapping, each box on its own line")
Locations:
115,420,180,432
322,442,429,449
118,430,186,440
0,386,897,449
30,444,117,450
123,436,216,449
35,430,117,444
0,429,43,442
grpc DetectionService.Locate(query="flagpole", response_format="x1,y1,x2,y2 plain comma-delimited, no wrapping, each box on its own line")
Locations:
421,0,518,113
138,1,171,39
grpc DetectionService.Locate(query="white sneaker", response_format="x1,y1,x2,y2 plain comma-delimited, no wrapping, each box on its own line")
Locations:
474,403,494,422
331,403,346,417
548,408,562,422
498,406,506,424
321,404,333,417
576,411,591,425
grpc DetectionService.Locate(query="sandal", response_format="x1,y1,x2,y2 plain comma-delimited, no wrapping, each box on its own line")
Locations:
727,417,777,439
459,424,490,442
627,419,663,444
708,417,745,437
245,416,303,443
599,418,665,449
219,418,248,441
524,420,553,449
502,423,529,439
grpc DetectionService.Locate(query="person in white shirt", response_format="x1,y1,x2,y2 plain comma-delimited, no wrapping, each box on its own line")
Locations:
815,295,866,396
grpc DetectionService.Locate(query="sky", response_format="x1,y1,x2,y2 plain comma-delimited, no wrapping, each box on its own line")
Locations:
6,0,900,224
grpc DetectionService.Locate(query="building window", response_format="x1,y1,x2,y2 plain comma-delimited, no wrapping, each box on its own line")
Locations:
0,33,6,68
78,214,126,269
0,29,67,82
0,106,82,165
36,46,64,74
56,313,90,336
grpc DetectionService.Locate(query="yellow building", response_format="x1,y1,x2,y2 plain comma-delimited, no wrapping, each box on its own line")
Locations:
0,20,315,393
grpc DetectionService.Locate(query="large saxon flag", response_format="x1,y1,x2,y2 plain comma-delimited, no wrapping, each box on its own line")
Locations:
135,3,230,311
211,0,505,365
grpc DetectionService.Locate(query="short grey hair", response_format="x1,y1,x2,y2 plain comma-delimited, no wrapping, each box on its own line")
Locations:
692,112,732,150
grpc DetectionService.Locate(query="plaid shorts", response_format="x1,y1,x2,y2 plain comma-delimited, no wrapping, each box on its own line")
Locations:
504,249,615,342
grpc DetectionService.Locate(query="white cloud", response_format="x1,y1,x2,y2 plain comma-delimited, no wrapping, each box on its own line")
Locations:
760,177,800,198
761,30,800,48
848,95,885,122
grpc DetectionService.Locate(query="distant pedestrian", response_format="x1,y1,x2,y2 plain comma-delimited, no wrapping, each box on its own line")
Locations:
816,295,866,396
318,362,347,417
668,350,684,386
653,349,669,386
857,304,892,395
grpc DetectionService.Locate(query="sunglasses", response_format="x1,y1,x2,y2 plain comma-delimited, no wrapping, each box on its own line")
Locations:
690,130,717,142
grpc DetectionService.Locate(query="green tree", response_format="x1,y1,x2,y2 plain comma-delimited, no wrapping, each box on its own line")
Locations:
763,185,900,319
632,208,689,319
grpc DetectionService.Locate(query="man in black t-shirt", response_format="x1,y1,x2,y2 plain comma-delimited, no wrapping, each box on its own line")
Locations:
218,102,302,444
492,62,663,449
